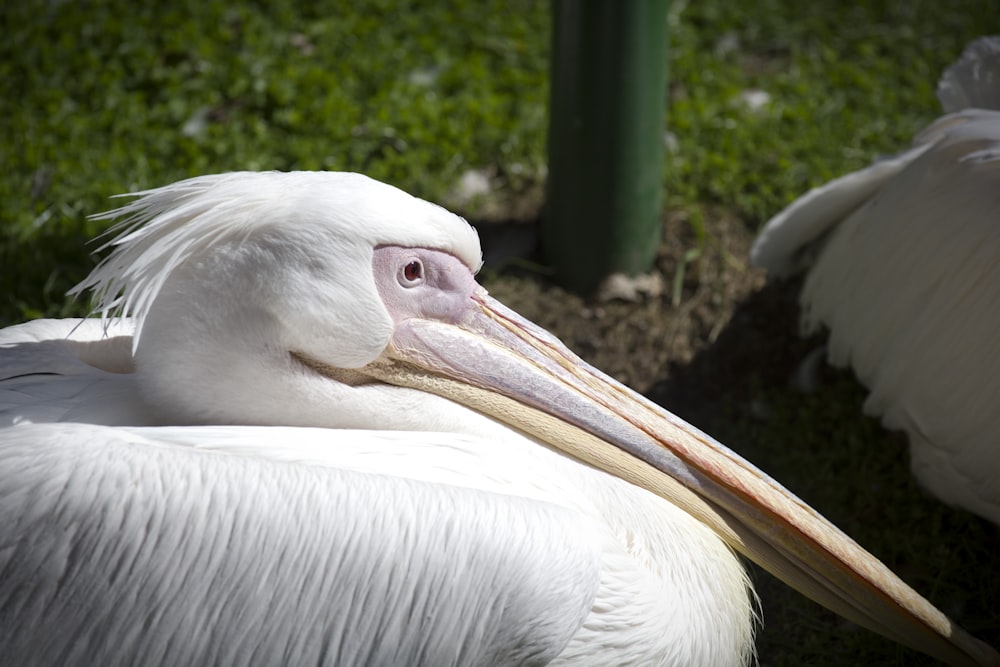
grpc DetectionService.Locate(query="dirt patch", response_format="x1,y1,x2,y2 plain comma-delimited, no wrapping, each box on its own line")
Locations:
481,206,767,391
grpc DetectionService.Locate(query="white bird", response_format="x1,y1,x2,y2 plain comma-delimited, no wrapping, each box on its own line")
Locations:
1,171,996,667
751,36,1000,525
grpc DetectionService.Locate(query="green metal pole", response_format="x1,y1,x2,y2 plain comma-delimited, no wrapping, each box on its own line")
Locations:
543,0,669,294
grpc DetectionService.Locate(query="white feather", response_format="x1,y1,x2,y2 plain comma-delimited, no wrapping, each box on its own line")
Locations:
72,171,483,349
750,38,1000,524
0,318,147,425
0,171,755,666
0,423,601,666
0,418,753,667
938,36,1000,113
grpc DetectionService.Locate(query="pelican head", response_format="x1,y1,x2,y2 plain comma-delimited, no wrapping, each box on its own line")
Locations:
72,171,997,665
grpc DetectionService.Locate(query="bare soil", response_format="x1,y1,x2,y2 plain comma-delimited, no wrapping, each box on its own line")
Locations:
481,206,768,391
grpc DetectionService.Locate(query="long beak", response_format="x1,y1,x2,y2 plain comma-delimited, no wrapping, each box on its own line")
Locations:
360,290,997,667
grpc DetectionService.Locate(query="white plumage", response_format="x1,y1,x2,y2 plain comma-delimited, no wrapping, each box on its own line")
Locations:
751,37,1000,525
0,327,751,666
1,171,996,666
1,423,746,666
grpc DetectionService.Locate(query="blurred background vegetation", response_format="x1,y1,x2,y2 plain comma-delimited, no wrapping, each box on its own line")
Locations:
3,1,999,665
4,0,997,322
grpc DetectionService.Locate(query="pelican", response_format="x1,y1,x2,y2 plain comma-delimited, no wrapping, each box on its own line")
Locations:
1,171,996,666
751,36,1000,525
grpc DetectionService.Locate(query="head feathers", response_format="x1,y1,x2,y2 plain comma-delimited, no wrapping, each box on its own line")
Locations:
71,171,484,346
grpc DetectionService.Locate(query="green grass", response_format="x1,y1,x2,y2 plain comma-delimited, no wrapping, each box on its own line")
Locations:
665,0,999,221
5,0,997,323
3,1,1000,664
3,0,997,322
1,0,550,320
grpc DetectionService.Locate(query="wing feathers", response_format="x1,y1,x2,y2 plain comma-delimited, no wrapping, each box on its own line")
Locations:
0,423,604,667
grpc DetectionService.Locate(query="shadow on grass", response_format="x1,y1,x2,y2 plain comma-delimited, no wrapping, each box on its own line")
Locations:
1,221,98,326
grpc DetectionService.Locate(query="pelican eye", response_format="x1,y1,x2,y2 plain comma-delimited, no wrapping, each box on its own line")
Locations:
399,259,424,287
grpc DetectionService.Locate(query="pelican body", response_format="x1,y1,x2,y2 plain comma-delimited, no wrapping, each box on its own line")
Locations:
751,37,1000,525
1,171,997,666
